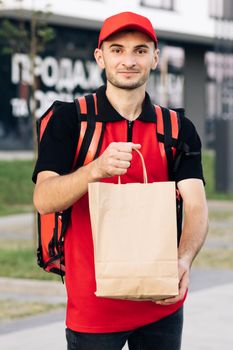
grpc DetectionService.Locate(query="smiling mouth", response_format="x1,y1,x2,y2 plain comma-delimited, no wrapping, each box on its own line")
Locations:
118,71,140,74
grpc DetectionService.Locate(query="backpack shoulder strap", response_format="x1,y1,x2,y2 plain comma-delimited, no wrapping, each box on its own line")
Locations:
154,105,180,180
72,93,105,169
38,100,63,141
36,94,105,170
155,105,185,242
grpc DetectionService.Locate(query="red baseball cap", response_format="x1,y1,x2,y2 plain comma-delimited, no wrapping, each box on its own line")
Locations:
98,12,158,49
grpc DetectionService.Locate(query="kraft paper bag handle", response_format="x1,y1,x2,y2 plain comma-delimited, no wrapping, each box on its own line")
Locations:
118,149,148,184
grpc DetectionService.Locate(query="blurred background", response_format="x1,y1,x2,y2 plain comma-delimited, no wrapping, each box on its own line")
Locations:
0,0,232,349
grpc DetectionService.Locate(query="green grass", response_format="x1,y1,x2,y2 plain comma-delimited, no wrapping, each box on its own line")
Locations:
0,299,65,320
202,151,233,200
193,248,233,269
208,210,233,221
0,240,62,281
0,160,34,216
0,152,232,217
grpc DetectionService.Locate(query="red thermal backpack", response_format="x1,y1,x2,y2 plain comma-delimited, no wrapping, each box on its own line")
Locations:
35,93,185,278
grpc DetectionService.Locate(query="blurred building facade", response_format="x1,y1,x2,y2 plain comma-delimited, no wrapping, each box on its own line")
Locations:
0,0,232,175
210,0,233,191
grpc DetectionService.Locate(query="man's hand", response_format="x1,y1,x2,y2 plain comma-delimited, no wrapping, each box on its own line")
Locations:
91,142,141,180
34,142,141,214
155,258,190,305
155,179,208,306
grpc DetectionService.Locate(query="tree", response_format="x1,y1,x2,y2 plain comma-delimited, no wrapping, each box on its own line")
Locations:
0,0,56,245
0,0,55,157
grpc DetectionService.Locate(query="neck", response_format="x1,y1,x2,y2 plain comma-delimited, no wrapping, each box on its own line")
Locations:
105,83,146,121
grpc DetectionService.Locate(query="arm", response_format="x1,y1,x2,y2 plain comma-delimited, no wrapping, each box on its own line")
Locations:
156,178,208,305
177,178,208,265
33,142,141,215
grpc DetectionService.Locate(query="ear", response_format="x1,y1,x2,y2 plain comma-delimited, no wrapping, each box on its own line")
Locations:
151,49,159,71
94,48,105,69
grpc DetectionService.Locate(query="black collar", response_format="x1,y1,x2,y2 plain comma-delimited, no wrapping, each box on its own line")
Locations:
96,85,156,122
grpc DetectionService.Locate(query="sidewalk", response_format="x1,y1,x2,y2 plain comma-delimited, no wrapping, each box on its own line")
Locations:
0,277,66,304
0,213,33,240
0,280,233,349
0,151,34,160
182,282,233,349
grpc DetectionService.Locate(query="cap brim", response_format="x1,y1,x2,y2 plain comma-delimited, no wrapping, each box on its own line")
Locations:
98,23,157,48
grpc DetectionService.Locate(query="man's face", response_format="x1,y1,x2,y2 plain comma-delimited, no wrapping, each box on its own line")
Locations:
94,31,159,90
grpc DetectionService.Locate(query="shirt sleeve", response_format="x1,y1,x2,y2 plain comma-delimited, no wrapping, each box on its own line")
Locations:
32,102,79,183
174,116,205,183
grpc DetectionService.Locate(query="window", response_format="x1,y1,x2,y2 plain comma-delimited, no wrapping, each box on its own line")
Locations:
141,0,174,11
147,45,184,108
209,0,233,20
205,51,233,121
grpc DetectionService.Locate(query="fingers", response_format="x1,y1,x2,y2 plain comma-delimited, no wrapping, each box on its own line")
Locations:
108,143,141,167
95,142,142,178
155,292,185,306
155,285,187,305
115,152,133,162
105,159,131,176
113,159,131,169
107,149,132,162
155,266,189,306
109,142,141,153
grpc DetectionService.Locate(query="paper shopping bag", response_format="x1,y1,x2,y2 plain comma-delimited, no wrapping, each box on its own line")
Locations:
88,150,179,301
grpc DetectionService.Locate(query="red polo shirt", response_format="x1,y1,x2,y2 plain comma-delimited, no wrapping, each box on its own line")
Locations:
33,85,204,333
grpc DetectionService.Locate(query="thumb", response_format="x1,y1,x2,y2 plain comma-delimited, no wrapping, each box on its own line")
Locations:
131,143,141,150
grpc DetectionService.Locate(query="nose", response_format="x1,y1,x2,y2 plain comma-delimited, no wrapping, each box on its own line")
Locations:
121,53,137,68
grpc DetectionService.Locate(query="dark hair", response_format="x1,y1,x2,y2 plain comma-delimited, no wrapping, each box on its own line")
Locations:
101,29,157,49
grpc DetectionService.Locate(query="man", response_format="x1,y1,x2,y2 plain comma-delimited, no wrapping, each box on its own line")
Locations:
33,11,208,350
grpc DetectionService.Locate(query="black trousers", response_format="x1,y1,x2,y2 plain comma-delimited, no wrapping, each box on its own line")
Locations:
66,306,183,350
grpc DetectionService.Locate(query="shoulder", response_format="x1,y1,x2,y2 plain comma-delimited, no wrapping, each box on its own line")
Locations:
45,101,77,126
33,101,79,183
171,111,204,183
40,101,78,141
174,110,202,151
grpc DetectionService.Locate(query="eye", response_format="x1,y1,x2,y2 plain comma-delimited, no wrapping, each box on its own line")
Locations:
136,48,147,55
111,47,122,54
